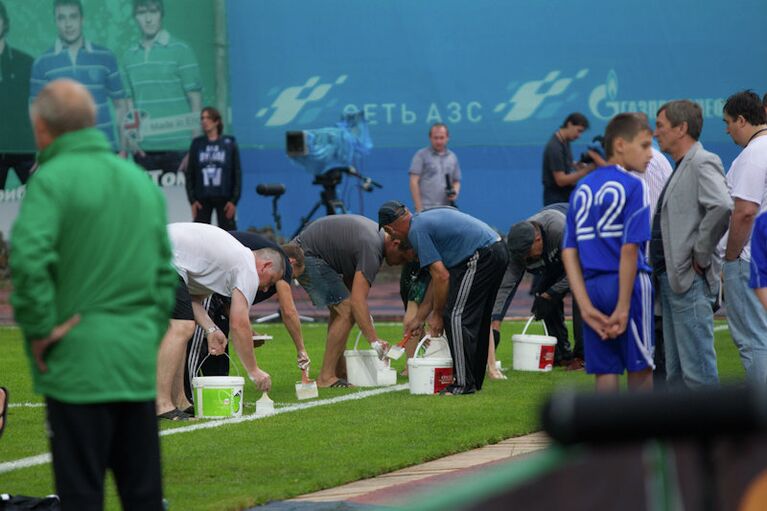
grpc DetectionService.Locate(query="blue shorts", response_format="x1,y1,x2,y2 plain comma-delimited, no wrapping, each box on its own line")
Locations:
296,255,350,308
583,272,654,375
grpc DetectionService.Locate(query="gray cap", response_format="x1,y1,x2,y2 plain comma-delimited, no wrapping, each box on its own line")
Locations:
507,221,536,261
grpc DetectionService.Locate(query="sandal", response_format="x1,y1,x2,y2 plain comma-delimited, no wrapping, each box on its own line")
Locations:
0,387,8,439
328,378,353,388
157,408,191,421
488,371,508,381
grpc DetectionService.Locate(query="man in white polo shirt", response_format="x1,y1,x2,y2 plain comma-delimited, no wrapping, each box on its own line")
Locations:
719,90,767,385
156,222,284,420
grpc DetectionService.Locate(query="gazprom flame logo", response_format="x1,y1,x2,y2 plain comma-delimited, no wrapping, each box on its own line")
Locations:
256,75,348,126
495,69,590,122
589,70,620,120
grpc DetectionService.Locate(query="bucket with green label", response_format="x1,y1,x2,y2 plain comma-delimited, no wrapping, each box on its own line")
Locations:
191,353,244,418
192,376,244,418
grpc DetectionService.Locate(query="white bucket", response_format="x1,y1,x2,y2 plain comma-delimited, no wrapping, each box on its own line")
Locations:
344,332,397,387
407,335,453,394
511,317,557,372
192,376,244,418
423,335,451,359
191,354,244,418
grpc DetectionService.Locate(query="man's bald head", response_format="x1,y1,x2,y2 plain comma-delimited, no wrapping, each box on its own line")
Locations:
31,79,96,149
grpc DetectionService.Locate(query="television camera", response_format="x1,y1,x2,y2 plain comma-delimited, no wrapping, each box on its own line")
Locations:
286,112,382,238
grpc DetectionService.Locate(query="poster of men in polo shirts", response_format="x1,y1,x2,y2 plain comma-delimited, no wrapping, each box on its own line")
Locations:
0,0,218,237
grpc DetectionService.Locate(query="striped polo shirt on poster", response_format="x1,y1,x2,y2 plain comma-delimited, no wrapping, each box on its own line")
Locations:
30,39,126,147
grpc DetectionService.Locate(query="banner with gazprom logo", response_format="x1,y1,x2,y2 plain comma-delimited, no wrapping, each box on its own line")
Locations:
229,0,765,150
227,0,765,235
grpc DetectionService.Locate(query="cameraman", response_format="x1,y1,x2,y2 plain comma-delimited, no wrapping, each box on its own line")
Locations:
409,123,461,212
542,113,595,206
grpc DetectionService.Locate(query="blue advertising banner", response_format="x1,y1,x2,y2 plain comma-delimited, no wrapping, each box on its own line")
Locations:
226,0,767,236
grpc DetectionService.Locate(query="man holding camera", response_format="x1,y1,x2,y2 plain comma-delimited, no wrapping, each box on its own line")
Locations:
542,112,594,206
409,123,461,212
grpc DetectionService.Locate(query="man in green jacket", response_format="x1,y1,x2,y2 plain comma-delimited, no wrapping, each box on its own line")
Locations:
10,79,175,511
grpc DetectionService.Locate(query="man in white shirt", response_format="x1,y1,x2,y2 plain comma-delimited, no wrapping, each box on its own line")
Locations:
156,222,284,420
719,91,767,385
626,113,673,218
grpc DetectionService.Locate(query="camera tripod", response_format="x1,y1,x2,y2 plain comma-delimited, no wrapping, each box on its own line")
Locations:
254,182,314,323
290,167,381,239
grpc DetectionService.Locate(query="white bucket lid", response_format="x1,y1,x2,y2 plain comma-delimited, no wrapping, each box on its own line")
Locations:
408,357,453,368
343,349,379,358
511,333,557,345
192,376,245,387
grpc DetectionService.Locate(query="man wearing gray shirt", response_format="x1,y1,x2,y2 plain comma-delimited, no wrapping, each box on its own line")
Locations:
409,123,461,212
492,203,584,368
292,215,412,387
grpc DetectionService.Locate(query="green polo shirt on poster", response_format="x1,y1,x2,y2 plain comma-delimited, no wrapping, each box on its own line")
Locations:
123,30,202,151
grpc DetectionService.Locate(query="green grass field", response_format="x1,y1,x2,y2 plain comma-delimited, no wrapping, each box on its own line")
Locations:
0,321,744,510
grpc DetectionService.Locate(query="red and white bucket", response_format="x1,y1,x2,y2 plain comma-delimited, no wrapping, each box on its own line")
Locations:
512,317,557,372
407,335,453,394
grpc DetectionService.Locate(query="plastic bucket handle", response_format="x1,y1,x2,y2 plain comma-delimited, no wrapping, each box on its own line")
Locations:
352,315,375,350
195,352,241,378
521,315,549,337
413,334,448,359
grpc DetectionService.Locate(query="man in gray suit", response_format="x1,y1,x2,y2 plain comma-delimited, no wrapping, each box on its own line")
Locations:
652,100,732,388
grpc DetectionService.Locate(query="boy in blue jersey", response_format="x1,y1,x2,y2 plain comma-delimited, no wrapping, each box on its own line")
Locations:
562,113,655,392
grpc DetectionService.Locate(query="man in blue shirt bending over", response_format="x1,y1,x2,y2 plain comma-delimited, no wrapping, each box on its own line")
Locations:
379,203,507,395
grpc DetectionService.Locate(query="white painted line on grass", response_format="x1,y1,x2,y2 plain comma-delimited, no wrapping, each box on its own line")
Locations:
9,402,45,409
0,454,51,473
0,384,408,475
160,384,407,436
714,324,729,332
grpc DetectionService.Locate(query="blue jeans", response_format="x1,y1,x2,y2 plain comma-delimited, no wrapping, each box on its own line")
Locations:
723,259,767,385
659,272,719,388
296,255,349,308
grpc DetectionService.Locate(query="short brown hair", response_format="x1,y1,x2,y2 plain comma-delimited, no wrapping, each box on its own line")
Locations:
281,243,304,274
604,113,652,159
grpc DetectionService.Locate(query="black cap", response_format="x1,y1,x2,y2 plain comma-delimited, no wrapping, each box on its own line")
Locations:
507,221,536,262
378,200,407,230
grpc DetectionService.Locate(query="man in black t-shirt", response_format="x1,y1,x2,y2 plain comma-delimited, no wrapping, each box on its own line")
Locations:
542,112,593,205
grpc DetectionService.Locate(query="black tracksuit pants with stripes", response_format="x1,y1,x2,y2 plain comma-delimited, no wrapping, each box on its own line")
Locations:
444,240,508,393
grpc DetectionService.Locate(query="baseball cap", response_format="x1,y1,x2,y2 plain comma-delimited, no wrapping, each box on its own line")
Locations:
506,221,536,262
378,200,407,230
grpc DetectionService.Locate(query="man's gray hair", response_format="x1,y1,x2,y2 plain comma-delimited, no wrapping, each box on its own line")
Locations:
31,79,96,136
255,247,285,276
657,100,703,141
